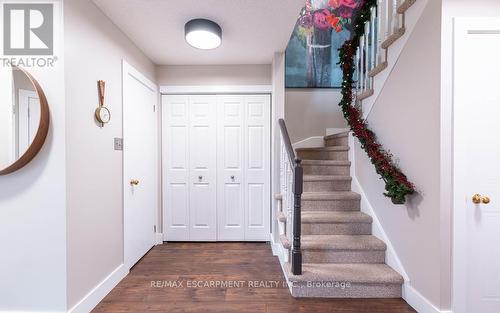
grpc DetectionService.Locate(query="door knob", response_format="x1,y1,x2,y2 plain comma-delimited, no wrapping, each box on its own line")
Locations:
130,179,140,186
231,175,235,181
198,176,203,181
472,194,491,204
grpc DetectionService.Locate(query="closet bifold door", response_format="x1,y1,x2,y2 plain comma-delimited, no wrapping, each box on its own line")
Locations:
217,96,245,240
243,95,271,241
188,95,217,241
163,95,190,241
216,95,271,241
163,95,217,242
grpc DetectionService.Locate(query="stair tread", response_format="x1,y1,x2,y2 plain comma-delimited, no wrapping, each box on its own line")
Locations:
324,132,349,140
304,175,352,182
301,235,386,251
357,89,374,100
302,211,372,224
397,0,416,14
287,263,404,284
381,27,406,49
368,61,388,77
302,191,361,201
301,160,351,166
277,211,372,224
297,146,350,152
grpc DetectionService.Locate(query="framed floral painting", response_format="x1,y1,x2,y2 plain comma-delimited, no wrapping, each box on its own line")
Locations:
285,0,364,88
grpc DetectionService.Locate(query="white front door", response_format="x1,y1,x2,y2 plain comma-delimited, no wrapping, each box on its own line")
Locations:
123,61,158,269
454,18,500,313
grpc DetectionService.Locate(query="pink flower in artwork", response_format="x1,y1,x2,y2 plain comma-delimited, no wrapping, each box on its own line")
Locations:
313,9,331,30
299,11,313,28
340,0,359,9
328,0,341,9
338,6,353,18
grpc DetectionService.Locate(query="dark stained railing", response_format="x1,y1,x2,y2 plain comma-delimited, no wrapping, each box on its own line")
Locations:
278,119,303,275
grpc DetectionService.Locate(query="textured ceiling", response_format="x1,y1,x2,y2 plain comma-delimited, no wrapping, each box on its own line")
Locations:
92,0,304,65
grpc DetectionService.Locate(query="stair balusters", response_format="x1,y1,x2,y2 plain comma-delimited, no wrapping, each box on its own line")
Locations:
279,119,303,275
355,0,407,103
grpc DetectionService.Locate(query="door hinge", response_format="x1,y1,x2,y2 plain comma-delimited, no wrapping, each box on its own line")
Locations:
153,105,156,112
154,225,157,233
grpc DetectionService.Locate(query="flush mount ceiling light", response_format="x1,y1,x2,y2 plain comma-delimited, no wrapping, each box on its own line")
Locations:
185,19,222,50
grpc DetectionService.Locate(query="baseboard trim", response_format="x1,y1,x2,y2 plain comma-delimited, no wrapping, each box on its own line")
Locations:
68,264,128,313
155,233,164,245
403,282,452,313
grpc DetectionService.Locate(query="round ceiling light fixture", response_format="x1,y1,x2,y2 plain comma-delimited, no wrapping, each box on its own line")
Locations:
185,18,222,50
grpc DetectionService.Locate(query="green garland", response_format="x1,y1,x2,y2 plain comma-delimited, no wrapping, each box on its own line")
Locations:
338,0,415,204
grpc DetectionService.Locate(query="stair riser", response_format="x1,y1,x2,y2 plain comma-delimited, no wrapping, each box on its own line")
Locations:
290,283,402,298
304,180,351,192
303,250,385,264
302,199,360,211
325,136,348,147
298,150,349,161
302,223,371,235
303,165,350,176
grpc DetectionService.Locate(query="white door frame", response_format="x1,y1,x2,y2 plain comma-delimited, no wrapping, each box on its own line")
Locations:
160,85,273,242
451,17,500,313
123,60,159,269
17,89,39,159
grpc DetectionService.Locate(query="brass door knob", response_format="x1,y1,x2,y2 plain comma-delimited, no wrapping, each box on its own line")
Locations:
472,194,490,204
130,179,140,186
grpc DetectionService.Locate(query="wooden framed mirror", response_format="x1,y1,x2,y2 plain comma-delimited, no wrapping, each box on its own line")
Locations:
0,66,50,175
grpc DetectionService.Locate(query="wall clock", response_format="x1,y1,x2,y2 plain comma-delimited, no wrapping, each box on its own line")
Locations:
95,80,111,125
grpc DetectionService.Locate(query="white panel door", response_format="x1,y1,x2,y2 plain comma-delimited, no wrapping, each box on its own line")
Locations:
163,95,190,241
188,96,217,241
123,62,158,269
454,18,500,313
217,96,245,240
244,95,271,241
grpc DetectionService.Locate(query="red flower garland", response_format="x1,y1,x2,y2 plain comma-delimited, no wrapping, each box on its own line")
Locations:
337,2,415,204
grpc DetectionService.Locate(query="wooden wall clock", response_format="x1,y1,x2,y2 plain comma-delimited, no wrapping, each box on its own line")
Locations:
95,80,111,125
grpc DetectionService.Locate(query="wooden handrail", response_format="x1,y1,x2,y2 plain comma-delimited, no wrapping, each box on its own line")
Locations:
278,119,303,275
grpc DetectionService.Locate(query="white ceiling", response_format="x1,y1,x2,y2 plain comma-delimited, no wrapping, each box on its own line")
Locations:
92,0,304,65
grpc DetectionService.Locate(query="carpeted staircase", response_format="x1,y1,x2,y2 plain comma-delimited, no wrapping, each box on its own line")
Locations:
279,132,404,298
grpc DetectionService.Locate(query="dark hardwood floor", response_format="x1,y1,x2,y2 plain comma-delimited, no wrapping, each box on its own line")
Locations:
93,243,417,313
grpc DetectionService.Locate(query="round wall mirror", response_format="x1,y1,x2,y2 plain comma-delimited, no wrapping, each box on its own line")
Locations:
0,66,50,175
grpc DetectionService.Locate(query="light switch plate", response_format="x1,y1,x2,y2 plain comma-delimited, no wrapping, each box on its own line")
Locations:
114,138,123,151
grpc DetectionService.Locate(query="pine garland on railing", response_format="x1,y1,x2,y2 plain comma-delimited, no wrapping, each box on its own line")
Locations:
338,0,415,204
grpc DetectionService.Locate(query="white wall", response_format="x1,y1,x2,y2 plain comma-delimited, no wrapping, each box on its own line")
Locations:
271,52,285,246
64,0,156,309
0,2,67,312
354,0,446,309
441,0,500,310
0,68,13,167
157,64,271,86
285,89,347,143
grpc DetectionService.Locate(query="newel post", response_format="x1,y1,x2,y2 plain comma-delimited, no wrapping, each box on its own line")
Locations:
291,158,303,275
